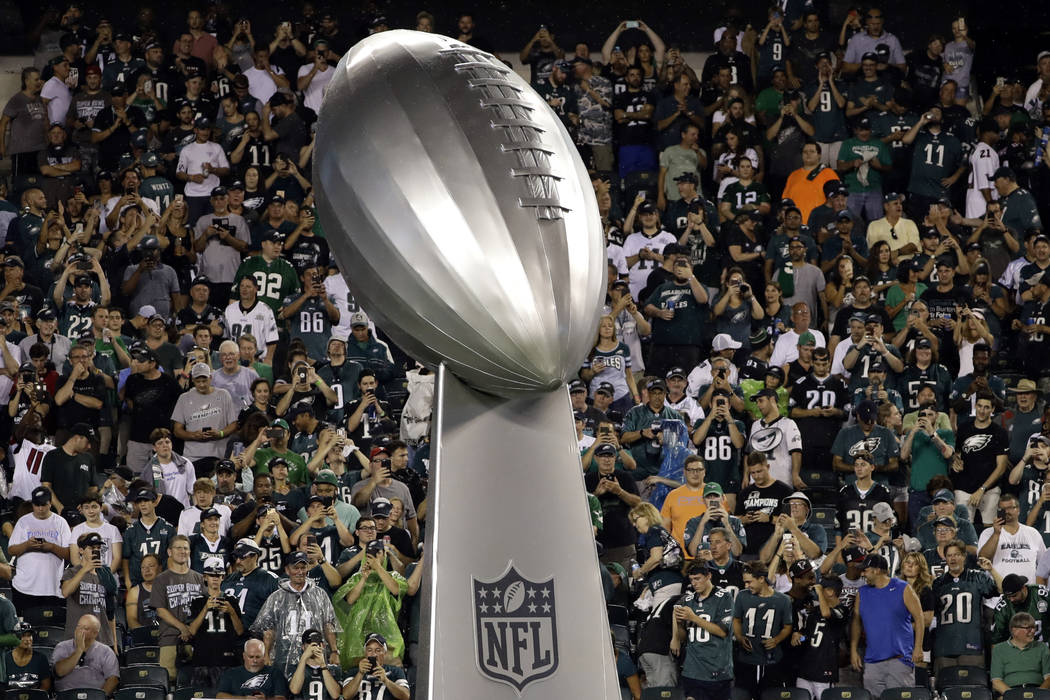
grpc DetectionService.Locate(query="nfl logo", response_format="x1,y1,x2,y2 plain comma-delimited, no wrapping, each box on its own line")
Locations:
472,564,558,693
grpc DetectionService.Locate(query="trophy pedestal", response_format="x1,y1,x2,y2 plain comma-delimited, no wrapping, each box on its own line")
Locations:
417,365,619,698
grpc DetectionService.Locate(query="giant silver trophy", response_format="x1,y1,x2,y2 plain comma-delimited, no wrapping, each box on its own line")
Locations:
314,31,618,698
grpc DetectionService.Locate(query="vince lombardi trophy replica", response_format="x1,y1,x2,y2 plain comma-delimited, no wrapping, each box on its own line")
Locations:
313,31,618,699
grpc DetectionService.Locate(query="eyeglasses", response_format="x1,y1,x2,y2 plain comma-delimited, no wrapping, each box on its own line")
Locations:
1015,625,1037,630
357,525,377,531
889,227,898,240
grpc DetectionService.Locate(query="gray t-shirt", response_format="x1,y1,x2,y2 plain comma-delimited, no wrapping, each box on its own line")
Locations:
783,262,827,321
171,387,237,460
349,478,417,520
151,568,205,646
60,567,116,648
52,640,120,691
2,92,47,154
210,365,260,411
194,212,251,284
121,263,180,319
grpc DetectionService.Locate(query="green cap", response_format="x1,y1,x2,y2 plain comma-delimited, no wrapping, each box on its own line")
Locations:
314,469,338,485
272,419,290,431
797,331,816,346
703,482,724,497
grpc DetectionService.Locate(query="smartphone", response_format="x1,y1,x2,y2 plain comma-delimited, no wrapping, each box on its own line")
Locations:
174,194,184,204
143,80,152,93
997,508,1006,521
636,190,646,201
996,77,1006,88
625,20,640,29
305,534,317,547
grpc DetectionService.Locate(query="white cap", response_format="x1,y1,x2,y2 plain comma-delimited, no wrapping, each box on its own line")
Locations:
137,304,157,319
712,333,742,352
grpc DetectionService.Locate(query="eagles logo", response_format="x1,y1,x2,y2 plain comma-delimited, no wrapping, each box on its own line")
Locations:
750,427,783,452
849,437,881,456
241,674,270,690
962,434,993,453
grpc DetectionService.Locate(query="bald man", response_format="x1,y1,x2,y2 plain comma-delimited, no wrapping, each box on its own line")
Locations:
216,638,290,699
52,614,120,693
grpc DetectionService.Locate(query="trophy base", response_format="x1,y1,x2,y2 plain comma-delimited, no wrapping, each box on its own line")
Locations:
416,365,620,698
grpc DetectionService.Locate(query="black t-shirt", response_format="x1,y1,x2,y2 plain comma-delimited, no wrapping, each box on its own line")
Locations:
612,89,656,146
953,420,1009,493
738,479,793,555
56,371,107,426
176,303,225,336
187,595,241,667
2,650,51,689
189,533,234,573
585,469,641,549
124,371,181,442
376,524,414,561
41,447,95,512
635,591,676,655
273,113,309,158
831,303,892,339
217,664,289,698
523,48,559,84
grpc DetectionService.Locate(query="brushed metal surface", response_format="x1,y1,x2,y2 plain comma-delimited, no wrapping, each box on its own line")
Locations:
314,30,605,398
418,365,620,698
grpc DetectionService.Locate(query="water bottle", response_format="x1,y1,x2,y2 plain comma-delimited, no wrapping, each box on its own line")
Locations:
665,299,675,319
1037,126,1050,166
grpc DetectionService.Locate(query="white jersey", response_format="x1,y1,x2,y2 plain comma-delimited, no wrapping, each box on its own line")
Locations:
978,523,1046,608
10,511,72,597
747,415,803,485
9,439,57,501
70,520,123,568
769,329,827,367
622,230,677,299
607,242,628,276
966,141,1000,218
224,300,279,347
177,141,231,198
666,394,706,425
177,503,233,537
0,340,22,404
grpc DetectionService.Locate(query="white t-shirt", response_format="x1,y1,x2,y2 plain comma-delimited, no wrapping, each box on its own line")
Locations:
296,63,333,114
242,65,285,105
9,437,53,502
153,458,197,508
966,141,1000,219
177,141,231,198
769,328,827,367
41,76,72,125
10,511,72,596
224,300,279,346
177,503,233,537
978,523,1046,607
747,415,803,485
70,520,123,568
622,230,677,299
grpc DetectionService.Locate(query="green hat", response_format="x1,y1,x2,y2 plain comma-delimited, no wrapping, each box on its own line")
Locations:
703,482,724,497
272,419,290,431
314,469,338,485
797,331,816,346
604,562,628,581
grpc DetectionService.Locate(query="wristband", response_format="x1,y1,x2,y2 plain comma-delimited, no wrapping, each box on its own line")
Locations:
218,430,224,438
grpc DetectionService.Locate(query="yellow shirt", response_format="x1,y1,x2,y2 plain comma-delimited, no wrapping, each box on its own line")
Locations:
661,484,707,551
866,216,920,259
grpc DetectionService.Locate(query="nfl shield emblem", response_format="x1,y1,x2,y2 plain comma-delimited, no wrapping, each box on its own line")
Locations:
472,564,558,692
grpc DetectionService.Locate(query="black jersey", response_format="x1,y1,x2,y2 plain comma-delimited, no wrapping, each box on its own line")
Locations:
187,596,241,668
789,373,850,447
837,481,893,533
797,602,849,682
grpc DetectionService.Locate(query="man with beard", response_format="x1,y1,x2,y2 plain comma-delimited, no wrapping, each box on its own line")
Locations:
950,343,1007,420
900,108,965,220
789,347,849,472
622,378,685,479
643,255,709,377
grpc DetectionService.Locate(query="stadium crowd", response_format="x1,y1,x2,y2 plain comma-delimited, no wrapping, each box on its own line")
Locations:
0,2,1050,700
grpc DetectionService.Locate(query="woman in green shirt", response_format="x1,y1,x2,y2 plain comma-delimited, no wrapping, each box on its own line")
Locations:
885,260,928,331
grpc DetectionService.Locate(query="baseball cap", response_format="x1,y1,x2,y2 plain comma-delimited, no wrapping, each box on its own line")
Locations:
862,554,889,570
301,628,324,645
215,459,237,474
371,497,393,518
203,557,226,575
861,51,879,62
262,229,285,243
137,304,157,318
234,538,262,557
109,85,127,97
314,469,339,486
673,172,699,184
712,333,742,352
750,387,778,401
857,399,878,423
364,633,387,649
210,185,228,197
1003,574,1029,595
638,201,657,215
286,551,309,566
836,211,853,222
350,311,369,328
703,483,724,497
595,382,614,396
932,488,954,504
3,256,24,268
789,559,814,577
994,166,1017,181
370,446,390,459
665,366,686,380
646,378,667,392
131,487,157,502
872,502,896,523
797,331,816,347
78,532,104,548
915,337,933,349
85,64,101,76
194,116,211,129
933,516,957,529
568,379,586,393
190,362,212,378
843,547,866,564
228,180,245,191
271,418,290,432
31,486,52,506
199,507,221,521
883,192,903,203
594,443,617,457
70,423,98,442
287,401,313,419
920,227,940,239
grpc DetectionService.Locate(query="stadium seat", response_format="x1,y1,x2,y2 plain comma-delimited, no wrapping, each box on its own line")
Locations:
32,626,65,645
3,690,49,700
810,507,839,529
801,470,839,496
732,688,753,700
641,688,684,700
118,665,169,691
114,688,165,700
821,689,872,700
880,688,932,700
1004,690,1050,700
762,688,813,700
935,666,989,690
124,646,161,666
20,605,66,626
940,689,992,700
607,604,629,627
129,625,160,647
56,690,108,700
173,689,211,700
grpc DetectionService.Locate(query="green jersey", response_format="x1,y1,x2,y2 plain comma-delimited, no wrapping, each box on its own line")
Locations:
643,280,706,345
315,359,363,425
1000,187,1043,236
233,255,301,314
871,109,919,162
283,294,332,362
732,588,793,665
908,130,963,199
932,568,998,656
289,430,321,466
991,584,1050,644
122,517,175,586
254,447,310,486
57,300,96,338
693,418,746,494
680,586,735,682
140,176,175,211
587,493,603,532
806,80,849,142
838,137,892,193
720,181,770,217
